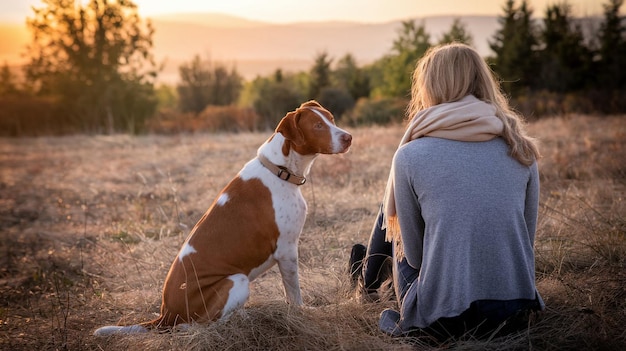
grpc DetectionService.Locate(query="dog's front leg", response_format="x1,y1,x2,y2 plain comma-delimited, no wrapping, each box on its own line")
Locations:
275,248,303,306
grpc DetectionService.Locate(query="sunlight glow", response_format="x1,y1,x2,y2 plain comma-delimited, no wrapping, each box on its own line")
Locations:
133,0,606,23
0,0,609,24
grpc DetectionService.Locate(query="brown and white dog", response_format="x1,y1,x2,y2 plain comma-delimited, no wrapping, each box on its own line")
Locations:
94,100,352,336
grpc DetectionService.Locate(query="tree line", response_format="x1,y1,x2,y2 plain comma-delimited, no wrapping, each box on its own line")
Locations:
489,0,625,115
0,0,624,136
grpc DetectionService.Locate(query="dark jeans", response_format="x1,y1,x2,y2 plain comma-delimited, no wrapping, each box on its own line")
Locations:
418,298,541,340
362,207,418,298
361,207,393,291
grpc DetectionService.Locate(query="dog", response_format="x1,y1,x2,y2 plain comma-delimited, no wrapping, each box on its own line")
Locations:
94,100,352,335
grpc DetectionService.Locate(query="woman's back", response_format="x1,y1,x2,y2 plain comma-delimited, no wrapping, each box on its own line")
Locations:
392,136,541,328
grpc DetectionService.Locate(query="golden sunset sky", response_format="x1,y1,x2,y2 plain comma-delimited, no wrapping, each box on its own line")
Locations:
0,0,610,24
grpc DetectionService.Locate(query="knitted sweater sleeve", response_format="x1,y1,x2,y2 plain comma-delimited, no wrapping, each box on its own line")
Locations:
525,162,540,244
392,150,425,270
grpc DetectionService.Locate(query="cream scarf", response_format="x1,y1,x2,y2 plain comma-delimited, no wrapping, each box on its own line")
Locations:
383,95,504,251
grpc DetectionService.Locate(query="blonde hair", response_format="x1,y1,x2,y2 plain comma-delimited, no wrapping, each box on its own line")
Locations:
408,43,540,165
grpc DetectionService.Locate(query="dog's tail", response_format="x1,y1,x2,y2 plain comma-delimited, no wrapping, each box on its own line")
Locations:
93,318,160,337
93,324,149,336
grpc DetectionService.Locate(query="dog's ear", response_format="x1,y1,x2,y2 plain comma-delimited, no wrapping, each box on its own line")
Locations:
300,100,322,109
276,110,305,147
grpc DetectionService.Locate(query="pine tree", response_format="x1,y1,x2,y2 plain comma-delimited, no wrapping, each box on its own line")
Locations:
308,52,333,100
597,0,626,90
378,20,431,98
439,18,474,46
538,2,591,92
489,0,540,94
334,54,370,100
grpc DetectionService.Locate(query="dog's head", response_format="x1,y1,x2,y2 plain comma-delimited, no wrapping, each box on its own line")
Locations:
276,100,352,156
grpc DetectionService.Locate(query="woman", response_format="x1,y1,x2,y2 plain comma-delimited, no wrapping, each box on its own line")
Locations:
349,43,544,340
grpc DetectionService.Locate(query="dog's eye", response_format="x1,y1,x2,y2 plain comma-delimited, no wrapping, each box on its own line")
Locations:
314,122,323,129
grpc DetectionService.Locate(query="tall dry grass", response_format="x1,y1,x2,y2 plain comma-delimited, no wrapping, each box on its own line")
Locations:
0,115,624,350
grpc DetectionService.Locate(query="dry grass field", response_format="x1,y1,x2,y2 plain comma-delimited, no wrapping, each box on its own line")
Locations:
0,115,624,350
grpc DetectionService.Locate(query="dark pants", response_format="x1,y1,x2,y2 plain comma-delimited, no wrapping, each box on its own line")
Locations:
361,207,393,291
362,207,419,298
419,298,541,340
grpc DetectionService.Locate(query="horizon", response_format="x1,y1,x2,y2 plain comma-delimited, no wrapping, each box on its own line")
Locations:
0,0,610,25
0,0,616,83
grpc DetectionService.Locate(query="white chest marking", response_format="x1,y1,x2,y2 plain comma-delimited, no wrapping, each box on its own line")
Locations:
239,160,307,236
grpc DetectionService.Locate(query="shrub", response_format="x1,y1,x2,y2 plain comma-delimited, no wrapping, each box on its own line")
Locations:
0,95,71,136
199,105,259,133
345,97,408,126
512,91,602,119
146,106,259,134
316,86,355,121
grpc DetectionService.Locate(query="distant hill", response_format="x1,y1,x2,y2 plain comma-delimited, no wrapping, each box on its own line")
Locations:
0,13,499,83
150,12,268,28
150,13,499,82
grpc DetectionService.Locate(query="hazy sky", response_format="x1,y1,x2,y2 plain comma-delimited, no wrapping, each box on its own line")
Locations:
0,0,611,24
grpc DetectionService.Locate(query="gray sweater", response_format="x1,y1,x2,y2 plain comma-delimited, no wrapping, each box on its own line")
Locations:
393,136,544,329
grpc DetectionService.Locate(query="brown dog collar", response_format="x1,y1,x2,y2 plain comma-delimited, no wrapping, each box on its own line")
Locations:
257,154,306,186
